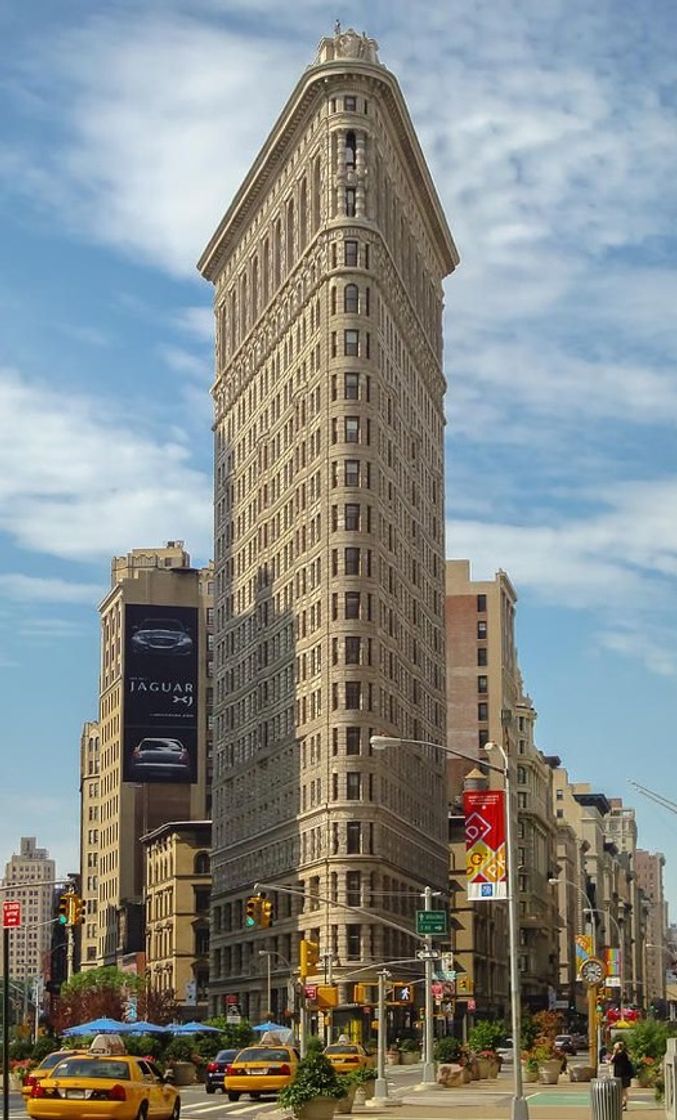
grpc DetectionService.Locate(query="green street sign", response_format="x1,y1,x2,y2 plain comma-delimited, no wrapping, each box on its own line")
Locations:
416,910,448,936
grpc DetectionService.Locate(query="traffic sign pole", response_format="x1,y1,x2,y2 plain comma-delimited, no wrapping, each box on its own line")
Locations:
421,887,436,1087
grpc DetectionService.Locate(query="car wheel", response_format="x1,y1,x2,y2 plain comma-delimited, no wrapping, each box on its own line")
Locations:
170,1100,181,1120
136,1104,149,1120
228,1092,241,1102
206,1085,216,1094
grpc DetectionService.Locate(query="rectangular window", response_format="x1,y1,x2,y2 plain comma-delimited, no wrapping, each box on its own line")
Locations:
346,727,361,755
477,702,488,721
345,460,360,486
346,924,361,960
345,188,356,217
344,240,358,267
477,647,488,666
346,821,361,853
477,594,487,612
345,416,359,442
345,547,360,575
345,372,359,399
344,329,359,356
344,95,357,111
345,682,361,710
346,870,361,907
345,636,361,664
477,675,488,693
478,728,490,749
344,503,360,531
346,772,362,798
345,591,360,619
477,620,487,639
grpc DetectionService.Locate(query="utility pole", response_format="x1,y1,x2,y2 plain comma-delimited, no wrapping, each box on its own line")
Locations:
421,887,435,1086
372,969,391,1104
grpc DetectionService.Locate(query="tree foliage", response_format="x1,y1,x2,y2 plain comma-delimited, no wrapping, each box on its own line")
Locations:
51,967,140,1034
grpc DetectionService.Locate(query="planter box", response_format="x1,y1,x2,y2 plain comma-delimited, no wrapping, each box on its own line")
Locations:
477,1058,492,1079
437,1064,472,1088
170,1061,196,1087
385,1051,400,1066
522,1065,539,1084
354,1082,375,1104
569,1065,594,1083
336,1086,356,1114
399,1051,421,1065
295,1096,339,1120
538,1059,562,1085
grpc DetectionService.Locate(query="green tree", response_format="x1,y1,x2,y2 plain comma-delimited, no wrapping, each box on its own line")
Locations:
51,967,141,1033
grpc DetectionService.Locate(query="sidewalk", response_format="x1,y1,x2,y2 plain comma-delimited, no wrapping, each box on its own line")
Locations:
357,1072,663,1120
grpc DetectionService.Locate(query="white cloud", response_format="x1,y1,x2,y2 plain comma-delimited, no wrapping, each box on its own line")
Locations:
0,573,102,604
0,366,212,563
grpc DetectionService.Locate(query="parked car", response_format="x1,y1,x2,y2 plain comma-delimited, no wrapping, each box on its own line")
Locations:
324,1043,374,1073
27,1054,180,1120
205,1049,238,1094
554,1034,577,1055
496,1039,514,1064
224,1045,299,1102
22,1053,87,1099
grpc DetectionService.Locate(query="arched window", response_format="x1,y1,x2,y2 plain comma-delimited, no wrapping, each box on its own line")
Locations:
344,284,359,313
194,851,209,875
345,131,357,169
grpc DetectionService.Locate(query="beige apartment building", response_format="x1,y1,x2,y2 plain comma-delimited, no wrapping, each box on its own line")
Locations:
142,821,211,1018
0,838,55,982
444,560,558,1018
636,849,667,1006
79,542,213,970
199,27,458,1023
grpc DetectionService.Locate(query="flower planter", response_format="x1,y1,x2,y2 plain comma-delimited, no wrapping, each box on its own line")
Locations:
170,1061,196,1086
477,1058,492,1079
569,1065,594,1083
399,1051,421,1065
437,1064,471,1088
522,1064,539,1084
295,1096,339,1120
468,1059,480,1080
538,1059,562,1085
487,1062,499,1079
385,1050,400,1066
637,1070,654,1089
354,1081,375,1104
335,1086,356,1114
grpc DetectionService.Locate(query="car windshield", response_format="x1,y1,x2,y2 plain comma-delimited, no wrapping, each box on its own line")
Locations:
40,1053,72,1069
216,1051,237,1062
326,1046,359,1054
51,1059,131,1080
236,1048,290,1062
138,620,186,631
140,741,181,753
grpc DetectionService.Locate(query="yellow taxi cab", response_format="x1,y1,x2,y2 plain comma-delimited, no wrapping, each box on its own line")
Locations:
26,1053,180,1120
23,1053,88,1099
223,1044,299,1101
323,1043,373,1074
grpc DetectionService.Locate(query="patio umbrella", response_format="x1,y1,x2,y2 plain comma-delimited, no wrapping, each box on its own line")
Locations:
62,1018,130,1036
124,1021,171,1034
168,1021,222,1034
252,1021,288,1033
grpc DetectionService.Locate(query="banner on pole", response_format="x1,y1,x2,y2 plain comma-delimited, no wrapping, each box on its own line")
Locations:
575,934,593,976
463,789,507,900
604,947,621,983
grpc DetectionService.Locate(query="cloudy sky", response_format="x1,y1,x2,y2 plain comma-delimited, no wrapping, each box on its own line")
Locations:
1,1,676,909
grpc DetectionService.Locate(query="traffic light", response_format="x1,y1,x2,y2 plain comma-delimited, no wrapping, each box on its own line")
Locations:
71,896,86,926
354,983,373,1004
299,939,320,979
57,894,70,925
245,895,262,928
260,899,273,928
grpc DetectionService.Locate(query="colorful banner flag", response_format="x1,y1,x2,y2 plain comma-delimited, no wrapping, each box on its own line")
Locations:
463,789,507,900
575,934,592,976
604,947,622,982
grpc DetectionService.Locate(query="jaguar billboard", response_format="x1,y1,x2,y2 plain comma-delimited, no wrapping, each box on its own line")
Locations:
123,604,198,784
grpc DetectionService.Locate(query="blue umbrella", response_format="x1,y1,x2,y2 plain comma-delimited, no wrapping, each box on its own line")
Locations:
252,1021,288,1033
124,1021,171,1034
62,1018,130,1036
168,1021,222,1034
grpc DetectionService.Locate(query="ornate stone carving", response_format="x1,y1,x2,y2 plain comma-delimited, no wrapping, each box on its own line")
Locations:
314,26,381,66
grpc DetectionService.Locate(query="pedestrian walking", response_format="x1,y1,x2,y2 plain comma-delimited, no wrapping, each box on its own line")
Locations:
610,1040,634,1111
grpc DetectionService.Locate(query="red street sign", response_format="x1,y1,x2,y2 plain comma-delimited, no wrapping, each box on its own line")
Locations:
2,900,21,929
225,994,238,1006
304,984,318,1000
467,998,477,1012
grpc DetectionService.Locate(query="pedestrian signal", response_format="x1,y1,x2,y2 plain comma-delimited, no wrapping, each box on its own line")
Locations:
245,895,262,928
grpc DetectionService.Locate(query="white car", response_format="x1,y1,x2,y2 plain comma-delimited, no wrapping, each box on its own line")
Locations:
496,1040,514,1064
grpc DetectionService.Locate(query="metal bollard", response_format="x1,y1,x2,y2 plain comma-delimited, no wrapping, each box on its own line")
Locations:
590,1077,622,1120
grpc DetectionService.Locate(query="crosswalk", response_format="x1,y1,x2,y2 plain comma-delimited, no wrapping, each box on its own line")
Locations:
181,1095,281,1117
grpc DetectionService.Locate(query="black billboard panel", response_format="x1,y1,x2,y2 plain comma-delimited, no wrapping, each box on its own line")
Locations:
123,603,198,784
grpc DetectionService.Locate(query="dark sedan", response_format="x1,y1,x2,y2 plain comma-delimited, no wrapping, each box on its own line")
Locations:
130,618,193,656
130,738,191,780
205,1050,238,1094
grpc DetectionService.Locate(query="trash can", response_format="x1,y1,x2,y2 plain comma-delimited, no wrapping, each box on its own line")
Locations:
590,1077,622,1120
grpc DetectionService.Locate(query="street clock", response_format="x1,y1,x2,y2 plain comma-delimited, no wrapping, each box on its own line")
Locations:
580,957,607,986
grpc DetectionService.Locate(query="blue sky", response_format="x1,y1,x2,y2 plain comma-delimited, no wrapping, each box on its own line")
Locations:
1,1,676,912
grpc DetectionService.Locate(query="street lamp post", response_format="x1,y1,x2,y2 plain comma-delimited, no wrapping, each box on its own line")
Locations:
370,735,529,1120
